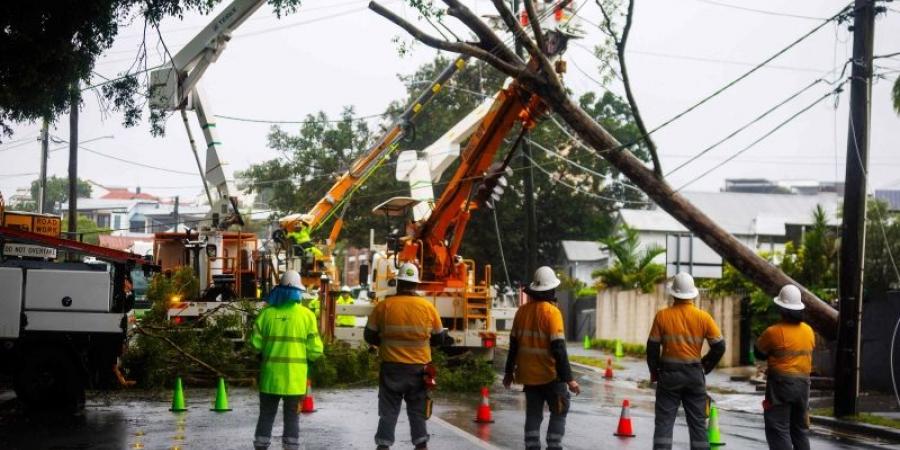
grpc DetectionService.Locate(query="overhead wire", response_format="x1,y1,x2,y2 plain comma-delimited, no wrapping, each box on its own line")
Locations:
692,0,827,21
675,81,848,191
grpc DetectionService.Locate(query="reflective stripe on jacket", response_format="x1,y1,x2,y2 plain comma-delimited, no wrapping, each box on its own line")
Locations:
648,300,722,365
510,300,566,385
250,302,324,395
757,321,815,378
366,295,442,364
336,294,356,326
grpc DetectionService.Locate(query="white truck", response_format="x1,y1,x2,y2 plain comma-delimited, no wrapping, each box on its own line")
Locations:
0,224,158,412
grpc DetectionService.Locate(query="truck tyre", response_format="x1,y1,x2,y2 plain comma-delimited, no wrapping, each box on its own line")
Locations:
14,346,85,413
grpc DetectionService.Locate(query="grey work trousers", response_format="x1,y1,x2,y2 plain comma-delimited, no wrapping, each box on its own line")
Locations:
653,364,709,450
524,381,570,450
763,374,811,450
375,362,429,448
254,392,302,450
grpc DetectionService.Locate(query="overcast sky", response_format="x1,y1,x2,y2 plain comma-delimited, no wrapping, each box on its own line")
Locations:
2,0,899,205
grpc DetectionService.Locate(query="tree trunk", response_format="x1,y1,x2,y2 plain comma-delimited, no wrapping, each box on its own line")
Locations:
537,82,838,339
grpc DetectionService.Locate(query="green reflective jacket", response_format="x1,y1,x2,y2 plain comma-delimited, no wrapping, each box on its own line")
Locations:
304,297,321,319
250,302,323,395
336,294,355,327
288,228,311,245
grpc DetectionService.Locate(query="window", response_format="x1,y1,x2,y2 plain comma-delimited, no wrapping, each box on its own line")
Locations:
113,215,121,230
96,214,110,228
129,220,145,233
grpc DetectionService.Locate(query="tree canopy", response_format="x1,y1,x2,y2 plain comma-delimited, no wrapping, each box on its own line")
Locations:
240,56,649,284
13,176,93,213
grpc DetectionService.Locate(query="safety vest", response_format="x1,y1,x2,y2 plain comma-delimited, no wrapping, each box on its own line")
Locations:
510,300,566,385
304,296,321,319
336,294,355,327
288,227,311,245
250,302,324,395
757,321,815,378
367,295,443,364
648,300,723,365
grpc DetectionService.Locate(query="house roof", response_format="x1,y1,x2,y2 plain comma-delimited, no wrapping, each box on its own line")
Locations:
561,240,608,262
618,191,840,236
99,187,159,201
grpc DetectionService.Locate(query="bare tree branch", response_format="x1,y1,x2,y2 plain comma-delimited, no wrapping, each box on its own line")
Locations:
136,326,229,379
598,0,663,177
443,0,522,66
369,1,524,77
523,0,547,56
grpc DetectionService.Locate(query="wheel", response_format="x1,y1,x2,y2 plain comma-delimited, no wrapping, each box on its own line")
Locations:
13,346,85,413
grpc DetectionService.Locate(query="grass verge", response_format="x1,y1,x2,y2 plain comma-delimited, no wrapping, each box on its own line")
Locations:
811,408,900,430
569,355,625,370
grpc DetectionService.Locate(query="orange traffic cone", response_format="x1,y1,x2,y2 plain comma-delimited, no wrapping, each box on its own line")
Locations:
604,358,614,379
614,399,636,437
473,387,495,423
300,379,316,413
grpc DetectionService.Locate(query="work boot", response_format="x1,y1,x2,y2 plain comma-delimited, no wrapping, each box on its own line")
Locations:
376,446,389,450
414,445,428,450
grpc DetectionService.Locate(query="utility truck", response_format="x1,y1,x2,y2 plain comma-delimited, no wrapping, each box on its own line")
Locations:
0,199,159,412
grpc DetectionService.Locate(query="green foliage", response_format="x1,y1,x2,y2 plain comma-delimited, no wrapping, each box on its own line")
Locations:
18,176,92,213
593,224,665,292
778,205,837,300
58,214,111,245
699,263,777,336
310,341,380,388
864,199,900,296
432,350,497,393
589,338,646,356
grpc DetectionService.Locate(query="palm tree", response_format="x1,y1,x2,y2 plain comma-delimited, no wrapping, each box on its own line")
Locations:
593,224,666,293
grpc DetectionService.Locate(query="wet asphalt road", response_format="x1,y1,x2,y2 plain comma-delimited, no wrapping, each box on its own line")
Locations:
1,349,898,449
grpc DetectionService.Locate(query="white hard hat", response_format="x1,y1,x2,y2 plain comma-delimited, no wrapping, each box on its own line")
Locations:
668,272,699,300
280,271,302,289
774,284,805,310
341,285,351,293
529,266,561,292
396,262,421,283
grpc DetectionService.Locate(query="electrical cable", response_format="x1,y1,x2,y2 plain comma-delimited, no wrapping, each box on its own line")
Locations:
665,78,825,177
523,153,649,205
492,207,513,288
214,112,389,124
676,83,846,191
693,0,827,21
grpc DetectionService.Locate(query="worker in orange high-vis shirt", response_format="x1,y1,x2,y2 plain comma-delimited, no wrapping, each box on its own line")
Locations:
364,262,453,450
755,284,815,450
503,266,580,450
647,272,726,450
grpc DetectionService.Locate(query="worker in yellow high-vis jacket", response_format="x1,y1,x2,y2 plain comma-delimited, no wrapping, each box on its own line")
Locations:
336,285,356,327
755,285,815,450
364,262,452,450
250,270,323,450
647,272,726,450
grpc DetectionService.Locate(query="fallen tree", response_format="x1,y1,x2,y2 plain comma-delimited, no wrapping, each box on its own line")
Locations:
369,0,839,339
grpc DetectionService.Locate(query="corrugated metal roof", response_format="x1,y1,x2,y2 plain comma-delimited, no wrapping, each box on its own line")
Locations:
619,191,840,236
561,240,608,262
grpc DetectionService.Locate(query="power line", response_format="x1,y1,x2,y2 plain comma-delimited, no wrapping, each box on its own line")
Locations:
523,153,649,205
214,112,389,124
676,83,846,191
693,0,827,21
665,77,826,177
50,135,197,176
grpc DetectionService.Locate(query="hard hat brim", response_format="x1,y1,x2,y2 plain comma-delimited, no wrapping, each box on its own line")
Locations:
668,286,699,299
528,278,561,292
774,296,805,310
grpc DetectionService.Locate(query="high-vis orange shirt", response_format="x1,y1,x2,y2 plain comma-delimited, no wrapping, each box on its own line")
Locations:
510,301,566,385
367,295,443,364
648,301,723,364
757,321,815,378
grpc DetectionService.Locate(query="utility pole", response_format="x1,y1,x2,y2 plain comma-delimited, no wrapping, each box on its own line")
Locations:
68,87,79,239
38,118,49,213
835,0,876,418
513,0,538,278
173,196,180,231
